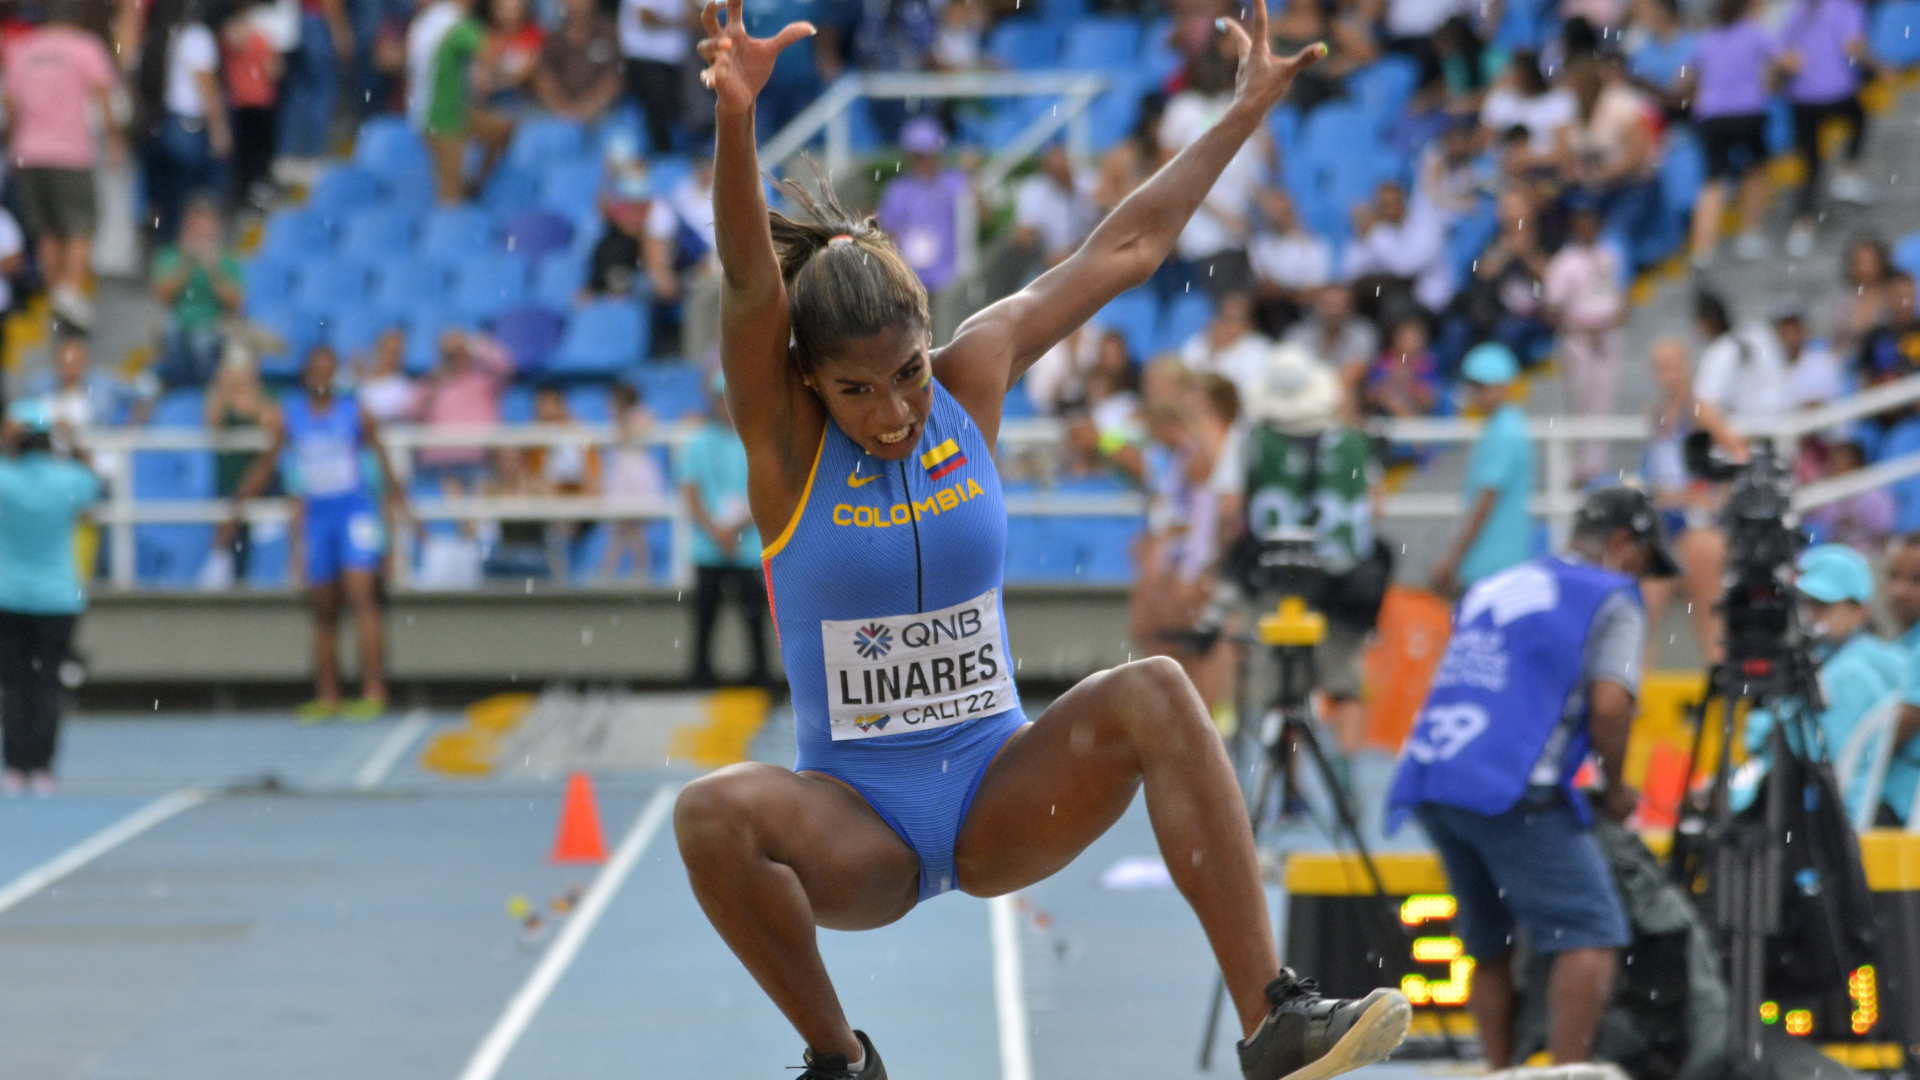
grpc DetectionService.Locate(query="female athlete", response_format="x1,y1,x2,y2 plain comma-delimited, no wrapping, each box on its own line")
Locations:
675,4,1411,1077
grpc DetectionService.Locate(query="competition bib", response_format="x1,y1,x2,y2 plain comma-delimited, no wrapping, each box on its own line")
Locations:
297,436,359,498
822,588,1018,741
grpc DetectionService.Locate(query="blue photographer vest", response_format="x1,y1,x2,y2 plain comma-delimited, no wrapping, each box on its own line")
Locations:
1386,556,1634,831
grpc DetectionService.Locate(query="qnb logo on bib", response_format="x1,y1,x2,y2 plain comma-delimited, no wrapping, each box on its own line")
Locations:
821,588,1020,741
1406,703,1490,763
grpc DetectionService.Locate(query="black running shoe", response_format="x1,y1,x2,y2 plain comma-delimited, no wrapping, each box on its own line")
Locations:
1238,969,1411,1080
799,1030,887,1079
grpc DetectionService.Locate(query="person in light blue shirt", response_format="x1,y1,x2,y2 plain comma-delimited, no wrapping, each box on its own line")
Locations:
1433,343,1537,594
0,400,100,796
1876,534,1920,825
676,372,770,687
1738,545,1907,821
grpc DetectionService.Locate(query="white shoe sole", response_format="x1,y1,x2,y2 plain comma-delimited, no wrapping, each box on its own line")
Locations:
1280,990,1413,1080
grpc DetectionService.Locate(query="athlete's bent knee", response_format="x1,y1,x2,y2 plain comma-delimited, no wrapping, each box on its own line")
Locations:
1104,656,1211,747
673,764,767,851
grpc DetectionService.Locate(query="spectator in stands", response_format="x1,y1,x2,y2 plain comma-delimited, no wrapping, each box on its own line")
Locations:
851,0,938,140
875,119,969,298
1780,0,1875,258
1343,179,1454,317
408,0,486,202
278,0,351,173
1777,303,1845,408
1693,291,1792,423
3,0,121,332
0,402,100,797
1446,188,1551,371
1556,54,1660,261
533,0,625,122
221,0,283,210
1639,337,1737,664
1688,0,1781,263
1545,200,1628,481
680,372,769,688
1805,441,1893,553
1093,100,1163,220
1157,38,1267,299
1285,282,1379,413
415,329,513,497
1180,292,1274,407
1628,0,1695,119
1856,272,1920,393
598,381,666,580
1248,187,1332,336
1010,143,1097,275
1085,332,1145,474
1416,118,1491,221
515,385,600,577
1876,535,1920,826
645,151,718,359
1361,316,1441,420
132,0,230,242
929,0,986,72
619,0,692,154
589,175,651,304
355,327,419,423
202,352,276,587
1431,343,1535,594
474,0,545,118
1479,52,1575,161
43,335,138,435
1827,233,1897,360
1024,323,1102,416
151,197,242,389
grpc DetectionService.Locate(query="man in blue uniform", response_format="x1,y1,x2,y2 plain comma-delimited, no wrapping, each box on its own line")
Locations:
1389,485,1677,1068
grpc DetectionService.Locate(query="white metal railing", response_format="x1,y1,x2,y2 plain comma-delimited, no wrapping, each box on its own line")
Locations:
71,372,1920,590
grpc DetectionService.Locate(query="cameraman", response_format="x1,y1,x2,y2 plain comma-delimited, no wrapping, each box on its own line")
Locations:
1387,486,1677,1068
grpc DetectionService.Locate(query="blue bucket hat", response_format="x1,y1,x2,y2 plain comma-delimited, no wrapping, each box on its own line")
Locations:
1461,342,1520,386
1796,543,1874,604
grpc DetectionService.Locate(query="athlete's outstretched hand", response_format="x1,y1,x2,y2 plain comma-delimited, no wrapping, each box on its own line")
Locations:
1217,0,1325,116
698,0,815,118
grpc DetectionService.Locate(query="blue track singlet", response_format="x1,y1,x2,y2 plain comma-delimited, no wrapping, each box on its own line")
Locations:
283,393,381,584
763,381,1028,901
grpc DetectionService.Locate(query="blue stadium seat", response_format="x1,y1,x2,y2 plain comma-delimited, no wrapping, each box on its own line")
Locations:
248,306,323,380
136,525,214,587
1660,127,1706,224
419,205,497,262
1872,0,1920,67
505,209,576,262
1042,0,1087,27
371,256,452,315
1059,515,1138,583
500,383,536,423
451,253,530,320
1004,516,1074,582
1347,57,1420,133
987,19,1062,69
508,117,587,169
1060,17,1140,70
482,165,542,218
564,384,612,422
632,362,705,420
1138,16,1181,82
308,166,385,225
1155,292,1214,355
242,258,298,314
538,159,606,220
1003,385,1038,420
534,253,588,309
151,389,205,428
1086,72,1147,152
1893,232,1920,279
257,208,333,263
291,259,372,317
338,205,418,260
1095,287,1158,361
354,116,431,180
1269,105,1301,159
491,305,565,373
324,308,403,357
551,301,646,375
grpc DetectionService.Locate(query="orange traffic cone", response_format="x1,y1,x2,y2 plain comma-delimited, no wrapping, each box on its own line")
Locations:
551,772,609,863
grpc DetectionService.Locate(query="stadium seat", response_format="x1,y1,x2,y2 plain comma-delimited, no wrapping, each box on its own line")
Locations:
491,305,565,373
1154,292,1214,355
291,259,372,317
241,258,298,314
324,308,402,357
338,205,418,260
257,208,333,263
1096,287,1158,361
987,19,1062,69
1872,0,1920,67
451,253,530,319
1086,72,1147,152
1138,16,1181,82
505,209,575,262
371,256,452,315
482,165,542,218
1893,232,1920,279
1003,385,1038,420
538,160,606,220
353,116,431,180
632,362,705,420
419,205,497,262
534,253,588,309
135,525,215,587
551,301,646,375
1660,127,1706,226
1347,57,1420,133
565,384,612,422
307,166,384,225
151,389,205,428
248,306,323,380
508,117,587,169
1042,0,1087,27
1060,17,1140,71
1004,516,1074,582
500,383,536,423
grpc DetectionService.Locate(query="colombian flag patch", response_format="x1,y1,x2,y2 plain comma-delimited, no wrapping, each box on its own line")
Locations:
921,438,967,480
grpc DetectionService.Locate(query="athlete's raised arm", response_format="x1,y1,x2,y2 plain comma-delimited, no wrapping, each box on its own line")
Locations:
938,3,1320,436
698,0,823,527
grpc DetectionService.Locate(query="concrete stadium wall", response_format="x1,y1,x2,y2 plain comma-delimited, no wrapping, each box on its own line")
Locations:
77,586,1135,687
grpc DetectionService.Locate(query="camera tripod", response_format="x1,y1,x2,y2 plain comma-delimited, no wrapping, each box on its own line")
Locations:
1195,594,1435,1069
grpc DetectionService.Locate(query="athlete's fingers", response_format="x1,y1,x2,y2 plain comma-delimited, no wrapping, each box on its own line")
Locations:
725,0,743,35
767,21,817,53
696,36,718,61
1246,0,1268,51
1218,16,1252,59
700,0,722,39
1280,40,1328,76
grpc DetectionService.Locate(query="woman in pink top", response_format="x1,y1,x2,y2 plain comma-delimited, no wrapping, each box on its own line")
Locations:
414,329,513,495
1544,201,1627,482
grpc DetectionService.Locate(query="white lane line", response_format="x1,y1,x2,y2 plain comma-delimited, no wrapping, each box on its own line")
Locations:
455,783,680,1080
353,710,433,790
0,788,206,917
990,893,1035,1080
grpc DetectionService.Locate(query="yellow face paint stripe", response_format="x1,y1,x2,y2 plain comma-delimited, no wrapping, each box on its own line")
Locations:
761,430,826,561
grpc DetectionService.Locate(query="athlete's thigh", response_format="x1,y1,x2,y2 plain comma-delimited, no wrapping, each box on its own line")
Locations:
679,761,922,930
953,663,1169,897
